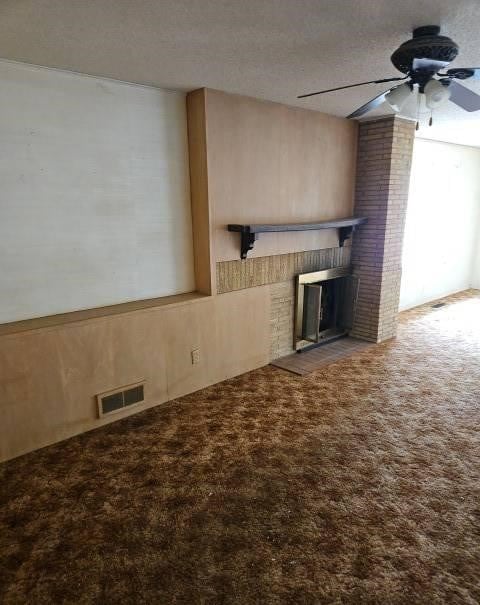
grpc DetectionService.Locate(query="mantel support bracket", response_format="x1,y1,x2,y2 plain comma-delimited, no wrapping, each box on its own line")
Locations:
338,225,355,247
240,229,257,260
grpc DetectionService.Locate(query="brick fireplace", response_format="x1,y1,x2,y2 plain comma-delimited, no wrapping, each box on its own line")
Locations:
216,114,416,359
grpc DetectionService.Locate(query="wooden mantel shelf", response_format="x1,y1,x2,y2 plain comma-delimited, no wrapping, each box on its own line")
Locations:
227,217,368,259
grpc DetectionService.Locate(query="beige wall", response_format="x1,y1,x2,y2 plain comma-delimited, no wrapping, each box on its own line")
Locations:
400,138,480,309
204,89,358,261
0,87,358,462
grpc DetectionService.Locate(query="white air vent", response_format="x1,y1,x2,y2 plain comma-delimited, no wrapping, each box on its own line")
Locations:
97,381,145,417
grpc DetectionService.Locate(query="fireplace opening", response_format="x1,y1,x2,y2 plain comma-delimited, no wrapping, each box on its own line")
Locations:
294,267,359,351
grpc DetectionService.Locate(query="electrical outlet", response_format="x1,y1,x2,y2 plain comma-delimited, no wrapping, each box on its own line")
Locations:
191,348,200,365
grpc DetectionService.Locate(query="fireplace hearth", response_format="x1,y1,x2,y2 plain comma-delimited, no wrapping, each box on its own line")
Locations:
294,267,359,351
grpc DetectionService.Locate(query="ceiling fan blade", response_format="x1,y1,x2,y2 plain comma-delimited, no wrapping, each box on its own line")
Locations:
446,67,480,80
297,76,406,99
447,80,480,112
412,58,449,72
347,88,394,119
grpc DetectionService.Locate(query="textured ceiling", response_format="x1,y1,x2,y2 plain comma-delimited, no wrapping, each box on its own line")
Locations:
1,0,480,146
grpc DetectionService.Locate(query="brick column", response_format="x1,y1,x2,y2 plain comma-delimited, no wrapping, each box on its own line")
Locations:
351,116,415,342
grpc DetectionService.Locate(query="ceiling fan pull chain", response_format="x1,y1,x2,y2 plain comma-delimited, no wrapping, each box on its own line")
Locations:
429,111,433,127
416,89,421,130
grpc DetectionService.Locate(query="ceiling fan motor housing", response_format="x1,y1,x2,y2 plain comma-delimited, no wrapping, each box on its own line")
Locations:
390,26,459,74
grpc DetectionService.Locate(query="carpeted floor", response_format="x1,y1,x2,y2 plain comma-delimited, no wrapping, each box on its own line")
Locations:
1,291,479,604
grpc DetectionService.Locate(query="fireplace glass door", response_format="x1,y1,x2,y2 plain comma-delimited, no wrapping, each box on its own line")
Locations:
302,283,322,342
295,268,359,351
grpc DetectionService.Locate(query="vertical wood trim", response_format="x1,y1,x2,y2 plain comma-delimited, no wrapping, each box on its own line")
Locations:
186,88,215,295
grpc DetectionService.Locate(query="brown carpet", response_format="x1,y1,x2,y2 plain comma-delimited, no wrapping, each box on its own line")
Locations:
1,291,480,605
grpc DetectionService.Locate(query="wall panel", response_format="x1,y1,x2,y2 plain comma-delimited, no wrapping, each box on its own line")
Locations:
0,289,270,462
202,89,358,261
0,60,195,323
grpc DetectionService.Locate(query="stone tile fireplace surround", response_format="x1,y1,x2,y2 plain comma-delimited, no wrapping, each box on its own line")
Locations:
217,115,416,360
217,246,351,359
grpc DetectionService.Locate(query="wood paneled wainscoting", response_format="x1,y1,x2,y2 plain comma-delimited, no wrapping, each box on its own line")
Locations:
0,288,270,462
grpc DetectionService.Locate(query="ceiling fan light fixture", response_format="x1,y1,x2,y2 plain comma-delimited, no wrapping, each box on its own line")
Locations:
385,83,412,111
424,79,451,108
298,26,480,119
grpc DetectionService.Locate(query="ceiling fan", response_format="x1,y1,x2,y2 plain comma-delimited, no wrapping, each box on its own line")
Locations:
298,26,480,122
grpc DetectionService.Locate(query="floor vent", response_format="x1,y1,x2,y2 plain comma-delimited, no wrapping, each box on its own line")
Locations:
431,302,446,309
97,381,145,417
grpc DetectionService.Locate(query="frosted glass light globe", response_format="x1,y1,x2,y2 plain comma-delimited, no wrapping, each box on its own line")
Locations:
385,83,412,111
424,79,451,109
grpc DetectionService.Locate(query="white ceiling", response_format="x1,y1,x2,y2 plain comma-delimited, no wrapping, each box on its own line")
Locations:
1,0,480,146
